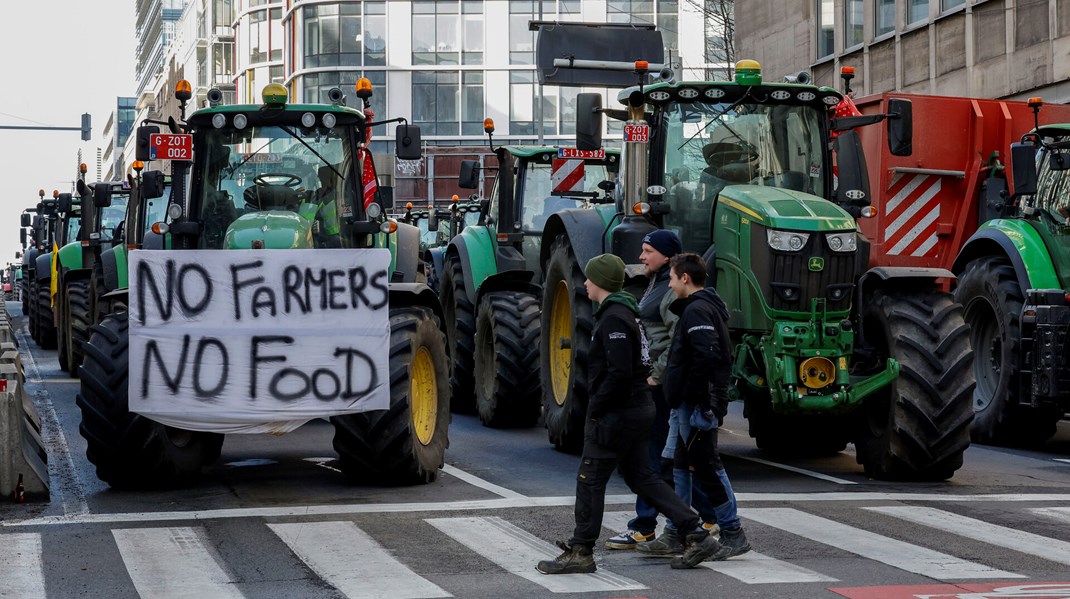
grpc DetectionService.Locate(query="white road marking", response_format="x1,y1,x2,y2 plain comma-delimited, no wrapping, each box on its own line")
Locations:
0,532,46,597
8,493,1070,527
742,507,1021,580
869,506,1070,566
302,457,343,473
269,521,450,599
426,516,645,594
702,551,837,584
722,452,858,485
112,526,244,599
1054,459,1070,465
16,328,89,517
1032,507,1070,525
441,464,527,499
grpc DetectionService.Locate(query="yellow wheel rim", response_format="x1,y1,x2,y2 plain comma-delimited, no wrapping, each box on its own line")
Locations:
411,346,438,446
549,281,572,406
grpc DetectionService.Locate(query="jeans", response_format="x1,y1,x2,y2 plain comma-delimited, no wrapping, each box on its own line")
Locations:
626,385,671,534
663,407,718,530
672,404,742,532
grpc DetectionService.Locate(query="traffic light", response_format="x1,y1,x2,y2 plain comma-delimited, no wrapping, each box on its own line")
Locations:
80,113,91,141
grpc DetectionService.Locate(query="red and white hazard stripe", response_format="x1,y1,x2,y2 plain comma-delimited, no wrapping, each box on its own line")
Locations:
551,158,585,194
883,173,941,257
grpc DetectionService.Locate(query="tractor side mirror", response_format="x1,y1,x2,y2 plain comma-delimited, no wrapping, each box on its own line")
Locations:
396,124,423,160
20,229,26,246
142,170,166,200
576,93,604,151
458,160,479,189
833,130,872,207
886,98,913,157
1010,142,1038,196
135,125,161,162
93,184,113,208
428,207,439,232
20,213,30,228
57,193,73,214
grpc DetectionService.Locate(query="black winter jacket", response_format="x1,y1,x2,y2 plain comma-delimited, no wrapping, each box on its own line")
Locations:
586,292,651,420
662,287,732,423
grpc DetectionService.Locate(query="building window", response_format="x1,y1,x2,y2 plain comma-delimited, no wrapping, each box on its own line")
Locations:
212,41,234,85
875,0,895,37
270,65,284,84
249,10,269,64
817,0,835,58
303,70,387,119
510,71,536,135
607,1,679,54
304,2,386,69
941,0,965,11
844,0,863,48
413,71,460,136
907,0,929,25
412,1,483,66
213,0,233,36
270,8,283,62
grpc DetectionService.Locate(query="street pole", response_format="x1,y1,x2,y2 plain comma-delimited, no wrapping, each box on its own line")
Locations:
536,0,544,145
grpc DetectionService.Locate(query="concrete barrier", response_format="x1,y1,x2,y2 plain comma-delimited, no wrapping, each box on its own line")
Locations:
0,297,49,501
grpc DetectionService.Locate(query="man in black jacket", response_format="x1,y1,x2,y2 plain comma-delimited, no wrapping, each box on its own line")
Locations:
537,253,725,575
663,252,751,562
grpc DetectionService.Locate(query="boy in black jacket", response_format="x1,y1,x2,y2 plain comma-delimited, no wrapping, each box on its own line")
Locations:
663,252,751,560
537,254,725,575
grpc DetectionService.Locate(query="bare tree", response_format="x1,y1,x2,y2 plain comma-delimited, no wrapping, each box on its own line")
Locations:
683,0,735,80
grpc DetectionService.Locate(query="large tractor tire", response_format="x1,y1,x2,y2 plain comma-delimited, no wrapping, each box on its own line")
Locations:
57,289,70,373
540,235,592,452
856,289,974,481
27,279,39,344
36,279,57,350
332,306,450,484
474,291,541,428
441,254,477,413
955,257,1061,445
90,258,111,326
76,313,224,489
66,279,91,376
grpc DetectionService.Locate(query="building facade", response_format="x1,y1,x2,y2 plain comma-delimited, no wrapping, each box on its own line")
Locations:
101,97,137,182
736,0,1070,102
136,0,191,94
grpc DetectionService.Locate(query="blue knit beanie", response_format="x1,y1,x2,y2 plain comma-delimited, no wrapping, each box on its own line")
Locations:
642,229,682,258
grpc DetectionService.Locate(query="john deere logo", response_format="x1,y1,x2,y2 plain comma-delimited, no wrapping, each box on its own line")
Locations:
808,257,825,271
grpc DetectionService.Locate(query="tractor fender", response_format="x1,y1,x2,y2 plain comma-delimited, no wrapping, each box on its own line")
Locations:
952,226,1060,294
100,246,121,292
389,282,446,332
393,221,421,284
56,242,83,272
427,246,445,289
858,266,957,302
474,270,540,308
540,208,612,273
100,288,128,308
35,252,52,283
446,227,498,305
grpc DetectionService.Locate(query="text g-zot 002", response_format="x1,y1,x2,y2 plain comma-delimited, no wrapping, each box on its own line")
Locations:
149,133,194,161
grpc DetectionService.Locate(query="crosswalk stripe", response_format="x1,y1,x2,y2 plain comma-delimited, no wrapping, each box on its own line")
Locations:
268,521,451,599
112,527,244,599
426,516,646,594
702,551,837,584
742,507,1021,580
1,533,45,598
1032,507,1070,526
868,506,1070,567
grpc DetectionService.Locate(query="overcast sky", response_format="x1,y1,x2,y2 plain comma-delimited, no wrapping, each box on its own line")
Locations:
1,2,136,266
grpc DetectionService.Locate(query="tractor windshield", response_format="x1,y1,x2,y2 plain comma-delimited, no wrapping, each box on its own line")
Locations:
194,124,357,248
660,100,827,251
1035,140,1070,230
100,194,128,242
520,162,610,231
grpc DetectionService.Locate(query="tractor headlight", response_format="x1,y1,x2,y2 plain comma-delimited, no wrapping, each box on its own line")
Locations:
322,113,337,128
211,113,227,128
301,112,316,128
233,113,248,130
826,232,857,252
767,230,809,252
366,202,382,219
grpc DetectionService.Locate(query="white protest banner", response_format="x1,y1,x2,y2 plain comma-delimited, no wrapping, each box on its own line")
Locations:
128,249,391,434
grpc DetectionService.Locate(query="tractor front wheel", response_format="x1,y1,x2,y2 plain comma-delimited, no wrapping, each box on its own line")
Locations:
474,291,541,428
67,279,91,377
332,306,450,484
441,254,477,413
36,279,56,349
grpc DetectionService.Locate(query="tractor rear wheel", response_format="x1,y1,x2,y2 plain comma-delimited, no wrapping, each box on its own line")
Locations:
474,291,541,428
441,254,477,413
540,235,592,452
27,279,38,344
57,288,70,373
67,279,91,377
332,306,450,484
856,289,974,481
76,313,223,489
36,279,56,349
955,257,1061,445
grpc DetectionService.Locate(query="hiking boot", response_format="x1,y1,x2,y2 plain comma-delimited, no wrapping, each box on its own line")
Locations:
719,527,751,558
536,541,596,575
604,529,654,550
635,529,684,557
702,521,721,536
670,530,732,569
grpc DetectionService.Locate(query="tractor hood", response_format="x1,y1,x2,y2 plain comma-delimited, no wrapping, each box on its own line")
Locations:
718,185,857,232
224,211,313,250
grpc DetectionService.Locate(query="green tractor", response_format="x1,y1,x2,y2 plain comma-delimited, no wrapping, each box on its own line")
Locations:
543,58,973,479
952,121,1070,445
434,138,619,429
76,80,450,489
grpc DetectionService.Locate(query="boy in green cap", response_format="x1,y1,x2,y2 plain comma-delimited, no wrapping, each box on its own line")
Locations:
537,253,727,575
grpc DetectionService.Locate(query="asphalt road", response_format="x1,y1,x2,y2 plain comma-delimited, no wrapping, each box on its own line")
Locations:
3,303,1070,599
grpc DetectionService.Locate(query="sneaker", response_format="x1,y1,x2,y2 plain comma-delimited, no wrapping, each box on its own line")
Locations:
702,521,721,536
670,531,732,569
536,541,596,575
718,527,751,558
604,529,654,550
635,529,684,557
